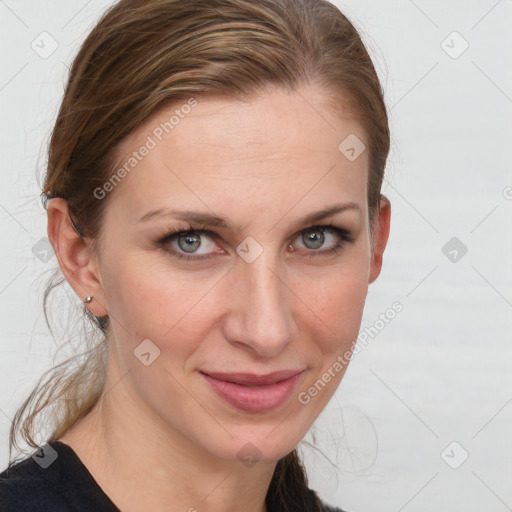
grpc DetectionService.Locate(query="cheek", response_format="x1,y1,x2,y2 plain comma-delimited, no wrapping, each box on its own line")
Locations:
101,256,214,360
293,264,369,412
306,280,367,369
298,252,370,347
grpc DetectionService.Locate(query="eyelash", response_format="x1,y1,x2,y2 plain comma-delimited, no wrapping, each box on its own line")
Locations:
155,222,354,262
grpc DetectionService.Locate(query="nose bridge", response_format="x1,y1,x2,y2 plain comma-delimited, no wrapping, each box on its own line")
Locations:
227,249,296,356
244,253,282,315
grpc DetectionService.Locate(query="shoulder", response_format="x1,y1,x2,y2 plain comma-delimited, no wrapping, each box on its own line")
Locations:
320,504,348,512
0,441,118,512
318,500,349,512
0,443,68,512
307,488,349,512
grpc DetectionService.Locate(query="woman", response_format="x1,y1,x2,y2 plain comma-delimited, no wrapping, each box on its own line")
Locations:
0,0,391,510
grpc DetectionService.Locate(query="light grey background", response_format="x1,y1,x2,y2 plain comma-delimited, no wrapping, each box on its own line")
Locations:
0,1,511,511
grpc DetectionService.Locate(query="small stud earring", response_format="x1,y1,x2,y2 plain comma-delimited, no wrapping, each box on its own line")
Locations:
84,295,93,304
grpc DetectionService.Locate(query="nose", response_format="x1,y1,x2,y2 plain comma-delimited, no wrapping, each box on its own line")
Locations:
222,250,297,358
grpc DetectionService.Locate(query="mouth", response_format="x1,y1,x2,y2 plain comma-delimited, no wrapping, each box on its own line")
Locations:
199,369,305,413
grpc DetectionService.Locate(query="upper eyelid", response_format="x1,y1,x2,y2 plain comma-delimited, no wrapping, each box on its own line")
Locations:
160,224,350,247
168,223,344,236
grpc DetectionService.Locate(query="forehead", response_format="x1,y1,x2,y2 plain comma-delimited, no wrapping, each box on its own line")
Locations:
107,85,368,221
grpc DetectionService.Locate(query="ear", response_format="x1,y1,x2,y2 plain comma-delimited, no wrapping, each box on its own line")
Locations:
46,198,108,317
368,195,391,284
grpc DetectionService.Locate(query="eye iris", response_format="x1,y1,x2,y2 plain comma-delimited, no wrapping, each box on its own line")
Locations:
178,232,200,253
303,228,324,249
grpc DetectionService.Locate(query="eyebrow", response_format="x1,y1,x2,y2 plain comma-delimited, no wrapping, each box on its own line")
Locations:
138,202,361,232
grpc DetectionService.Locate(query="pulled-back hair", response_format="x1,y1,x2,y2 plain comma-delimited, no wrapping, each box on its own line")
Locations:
8,1,389,510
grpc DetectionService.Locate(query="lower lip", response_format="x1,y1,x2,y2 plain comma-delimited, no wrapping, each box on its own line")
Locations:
200,372,303,413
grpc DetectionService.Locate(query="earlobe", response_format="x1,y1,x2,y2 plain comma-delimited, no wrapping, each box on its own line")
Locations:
46,198,108,317
368,195,391,284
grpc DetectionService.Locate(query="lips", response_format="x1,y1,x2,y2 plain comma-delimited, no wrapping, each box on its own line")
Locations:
202,370,303,386
199,369,304,413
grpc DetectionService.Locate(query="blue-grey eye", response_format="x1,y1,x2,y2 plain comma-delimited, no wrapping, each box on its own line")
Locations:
302,228,326,250
177,233,202,253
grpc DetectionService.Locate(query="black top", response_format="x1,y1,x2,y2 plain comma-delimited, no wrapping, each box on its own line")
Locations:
0,441,345,511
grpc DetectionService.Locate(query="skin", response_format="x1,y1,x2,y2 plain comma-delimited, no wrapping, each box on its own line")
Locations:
47,82,390,512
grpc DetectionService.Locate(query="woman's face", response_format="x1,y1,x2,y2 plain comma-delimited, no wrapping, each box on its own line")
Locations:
85,84,388,463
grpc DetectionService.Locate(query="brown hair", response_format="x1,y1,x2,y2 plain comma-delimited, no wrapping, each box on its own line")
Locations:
8,0,389,510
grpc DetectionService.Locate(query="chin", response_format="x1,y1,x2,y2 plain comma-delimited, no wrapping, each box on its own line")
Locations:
202,424,306,466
